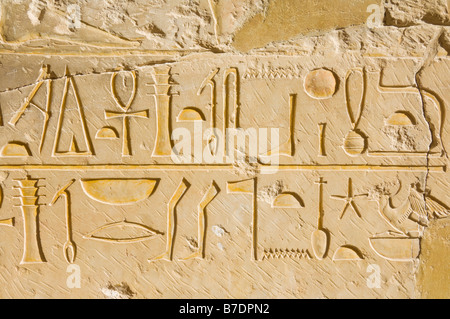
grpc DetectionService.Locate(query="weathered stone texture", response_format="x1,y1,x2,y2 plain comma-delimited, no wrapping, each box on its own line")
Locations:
0,0,447,299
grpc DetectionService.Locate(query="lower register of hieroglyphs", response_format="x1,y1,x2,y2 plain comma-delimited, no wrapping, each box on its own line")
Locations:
0,0,448,299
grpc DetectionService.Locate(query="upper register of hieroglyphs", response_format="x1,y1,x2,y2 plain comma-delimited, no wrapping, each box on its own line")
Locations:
0,0,448,299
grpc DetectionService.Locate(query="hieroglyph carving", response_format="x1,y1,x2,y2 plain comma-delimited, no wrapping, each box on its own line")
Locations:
14,176,46,264
331,178,367,220
50,179,76,264
182,182,220,260
9,65,51,154
227,178,258,261
53,67,93,157
105,71,149,157
312,178,329,260
150,179,189,262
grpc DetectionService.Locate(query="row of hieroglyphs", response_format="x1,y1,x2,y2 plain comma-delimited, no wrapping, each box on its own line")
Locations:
0,63,447,163
0,61,447,269
0,175,448,266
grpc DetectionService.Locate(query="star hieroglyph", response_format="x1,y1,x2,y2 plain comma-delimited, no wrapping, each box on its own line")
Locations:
331,178,367,219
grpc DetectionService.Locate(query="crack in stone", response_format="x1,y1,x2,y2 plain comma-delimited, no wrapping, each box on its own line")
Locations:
0,61,177,94
413,27,443,204
412,28,444,287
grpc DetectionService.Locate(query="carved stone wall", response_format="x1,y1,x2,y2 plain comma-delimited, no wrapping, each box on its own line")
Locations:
0,0,448,298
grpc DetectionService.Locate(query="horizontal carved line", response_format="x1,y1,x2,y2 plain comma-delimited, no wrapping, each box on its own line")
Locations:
368,151,441,157
0,49,210,57
262,249,312,260
0,164,443,172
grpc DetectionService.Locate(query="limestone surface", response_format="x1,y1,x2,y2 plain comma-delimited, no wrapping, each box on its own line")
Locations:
0,0,448,299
